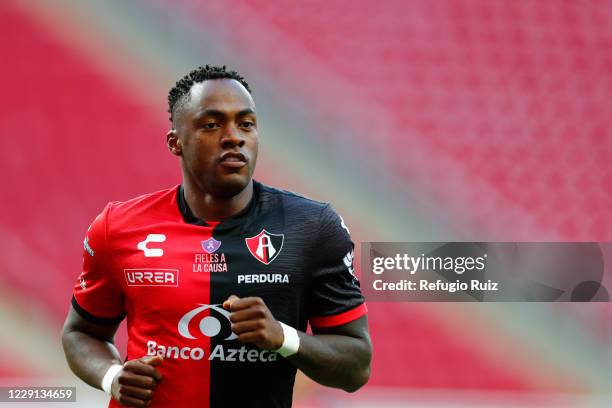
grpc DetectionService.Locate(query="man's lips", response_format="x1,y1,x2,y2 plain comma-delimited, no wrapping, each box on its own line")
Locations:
219,152,247,169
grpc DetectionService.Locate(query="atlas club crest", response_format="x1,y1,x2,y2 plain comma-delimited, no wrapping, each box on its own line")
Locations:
245,229,284,265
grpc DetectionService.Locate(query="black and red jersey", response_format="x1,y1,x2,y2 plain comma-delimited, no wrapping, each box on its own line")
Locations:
72,180,367,408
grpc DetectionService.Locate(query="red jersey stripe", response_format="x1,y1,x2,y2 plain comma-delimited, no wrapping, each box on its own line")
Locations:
309,303,367,328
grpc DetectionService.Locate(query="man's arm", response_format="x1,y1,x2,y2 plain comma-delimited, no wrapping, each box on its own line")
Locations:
62,305,162,407
289,315,371,392
224,296,372,392
62,306,122,389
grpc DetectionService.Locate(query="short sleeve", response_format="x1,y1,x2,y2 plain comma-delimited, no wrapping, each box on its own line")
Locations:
307,204,367,328
72,203,125,324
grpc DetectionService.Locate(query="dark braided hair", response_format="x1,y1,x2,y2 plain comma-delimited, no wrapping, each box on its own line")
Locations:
168,65,252,126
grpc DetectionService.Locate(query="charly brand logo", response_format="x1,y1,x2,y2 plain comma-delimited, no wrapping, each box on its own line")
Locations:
339,214,350,234
146,304,279,362
137,234,166,257
124,269,179,287
201,238,222,254
343,250,357,280
83,237,94,256
245,229,284,265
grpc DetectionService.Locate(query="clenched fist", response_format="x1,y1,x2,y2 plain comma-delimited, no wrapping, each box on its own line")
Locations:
111,355,163,407
223,295,284,350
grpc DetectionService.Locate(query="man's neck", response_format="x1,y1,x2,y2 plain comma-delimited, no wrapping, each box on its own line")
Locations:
183,179,253,222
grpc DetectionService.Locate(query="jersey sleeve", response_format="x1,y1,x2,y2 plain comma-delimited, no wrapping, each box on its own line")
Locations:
307,204,367,328
72,203,125,324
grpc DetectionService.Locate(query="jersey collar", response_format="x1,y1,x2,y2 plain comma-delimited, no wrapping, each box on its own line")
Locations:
176,181,260,232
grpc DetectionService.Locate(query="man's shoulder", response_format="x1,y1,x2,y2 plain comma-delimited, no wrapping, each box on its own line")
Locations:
256,181,329,215
105,186,179,224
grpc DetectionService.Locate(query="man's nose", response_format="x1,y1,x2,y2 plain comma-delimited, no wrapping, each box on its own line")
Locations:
221,125,245,148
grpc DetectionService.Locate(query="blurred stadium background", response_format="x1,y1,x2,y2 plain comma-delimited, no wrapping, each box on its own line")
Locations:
2,0,612,406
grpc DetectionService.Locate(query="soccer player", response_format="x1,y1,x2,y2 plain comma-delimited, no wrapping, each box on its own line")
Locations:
62,65,372,407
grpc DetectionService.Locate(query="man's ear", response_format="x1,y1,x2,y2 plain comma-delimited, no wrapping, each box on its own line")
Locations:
167,129,182,156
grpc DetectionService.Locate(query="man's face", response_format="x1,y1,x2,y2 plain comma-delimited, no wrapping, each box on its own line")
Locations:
169,79,259,198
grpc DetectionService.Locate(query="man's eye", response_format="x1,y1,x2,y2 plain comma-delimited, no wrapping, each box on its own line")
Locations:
241,121,254,128
202,123,219,129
